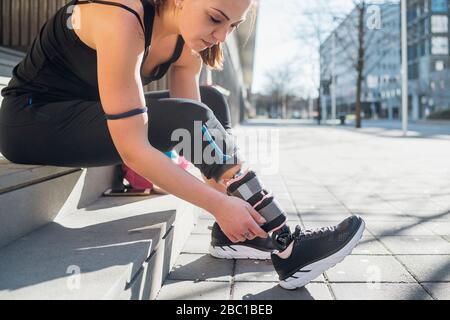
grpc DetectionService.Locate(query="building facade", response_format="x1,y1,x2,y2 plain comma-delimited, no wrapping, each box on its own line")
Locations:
407,0,450,119
320,3,401,120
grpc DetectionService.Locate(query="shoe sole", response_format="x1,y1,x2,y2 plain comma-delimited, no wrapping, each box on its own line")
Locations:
279,218,366,290
209,245,271,260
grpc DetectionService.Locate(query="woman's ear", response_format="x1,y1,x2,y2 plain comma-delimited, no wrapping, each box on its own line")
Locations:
175,0,185,10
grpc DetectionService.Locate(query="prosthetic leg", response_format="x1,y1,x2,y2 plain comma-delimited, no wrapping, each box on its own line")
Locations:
222,167,366,290
224,168,293,251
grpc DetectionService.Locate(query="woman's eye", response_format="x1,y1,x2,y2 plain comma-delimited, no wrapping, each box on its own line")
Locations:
210,16,221,24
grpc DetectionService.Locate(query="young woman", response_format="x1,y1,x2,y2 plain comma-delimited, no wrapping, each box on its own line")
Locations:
0,0,365,290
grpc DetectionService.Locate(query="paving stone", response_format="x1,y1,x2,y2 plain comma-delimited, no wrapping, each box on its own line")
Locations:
422,221,450,236
403,210,450,220
325,255,416,283
384,199,445,215
282,212,302,222
340,197,386,206
430,196,450,210
234,259,325,283
421,283,450,300
346,204,403,215
378,236,450,254
294,200,345,208
396,255,450,282
272,192,293,200
352,236,391,255
157,280,230,300
168,254,233,282
233,282,333,300
286,186,331,194
331,193,381,202
299,211,351,221
366,221,436,236
331,283,432,300
356,214,420,222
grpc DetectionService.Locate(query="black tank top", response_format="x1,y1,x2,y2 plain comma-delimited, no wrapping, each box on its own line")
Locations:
1,0,185,102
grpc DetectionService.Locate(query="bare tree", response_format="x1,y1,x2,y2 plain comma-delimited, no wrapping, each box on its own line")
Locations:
263,62,301,119
293,0,347,124
339,0,399,128
295,0,400,128
354,1,366,128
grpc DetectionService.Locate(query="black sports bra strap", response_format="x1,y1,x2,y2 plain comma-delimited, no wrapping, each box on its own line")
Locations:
169,36,185,63
75,0,145,34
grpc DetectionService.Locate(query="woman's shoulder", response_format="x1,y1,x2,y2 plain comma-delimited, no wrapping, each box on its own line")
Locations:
76,0,145,30
76,0,146,50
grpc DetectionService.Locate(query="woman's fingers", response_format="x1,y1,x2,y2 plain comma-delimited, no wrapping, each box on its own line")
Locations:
245,230,257,240
247,207,268,238
226,231,244,243
248,206,267,225
228,234,239,243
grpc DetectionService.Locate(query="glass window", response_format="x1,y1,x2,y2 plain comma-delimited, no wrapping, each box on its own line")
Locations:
431,0,448,13
435,60,445,70
431,36,449,54
431,15,448,32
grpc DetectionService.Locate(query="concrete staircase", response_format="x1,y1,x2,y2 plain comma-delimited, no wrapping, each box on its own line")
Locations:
0,155,203,300
0,46,203,299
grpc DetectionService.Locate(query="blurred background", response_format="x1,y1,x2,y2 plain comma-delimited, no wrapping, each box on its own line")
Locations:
1,0,450,128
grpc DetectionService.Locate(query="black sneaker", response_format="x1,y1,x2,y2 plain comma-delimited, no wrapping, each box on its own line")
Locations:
272,215,365,290
209,222,276,260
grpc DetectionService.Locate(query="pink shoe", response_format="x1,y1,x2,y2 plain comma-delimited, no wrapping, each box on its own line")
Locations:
121,155,191,190
121,164,154,190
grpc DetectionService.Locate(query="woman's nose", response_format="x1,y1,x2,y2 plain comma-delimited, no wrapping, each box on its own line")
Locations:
213,27,228,44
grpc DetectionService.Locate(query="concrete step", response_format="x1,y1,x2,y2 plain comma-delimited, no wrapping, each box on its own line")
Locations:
0,46,25,77
0,46,25,103
0,191,201,300
0,149,203,299
0,155,123,248
0,76,11,105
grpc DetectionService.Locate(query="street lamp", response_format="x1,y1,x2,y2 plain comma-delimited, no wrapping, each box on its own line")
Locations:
401,0,408,136
331,31,337,125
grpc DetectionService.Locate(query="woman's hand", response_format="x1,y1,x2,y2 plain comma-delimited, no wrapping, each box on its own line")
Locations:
211,195,268,243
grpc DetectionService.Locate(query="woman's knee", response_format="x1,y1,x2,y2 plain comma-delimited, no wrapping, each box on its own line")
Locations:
200,85,226,101
172,99,216,122
199,86,228,110
199,85,232,129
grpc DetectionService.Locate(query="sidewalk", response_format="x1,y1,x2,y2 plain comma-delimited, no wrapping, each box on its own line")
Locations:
155,120,450,300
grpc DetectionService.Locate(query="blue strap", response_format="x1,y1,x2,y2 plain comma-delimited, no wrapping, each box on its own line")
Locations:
104,107,148,120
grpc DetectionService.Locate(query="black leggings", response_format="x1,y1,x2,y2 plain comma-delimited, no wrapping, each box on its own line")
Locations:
0,86,242,181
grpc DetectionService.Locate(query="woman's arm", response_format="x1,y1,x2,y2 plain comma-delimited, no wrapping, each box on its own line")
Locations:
94,13,267,242
169,47,203,100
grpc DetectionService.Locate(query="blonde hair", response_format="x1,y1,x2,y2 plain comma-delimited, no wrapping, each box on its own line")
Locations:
152,0,258,70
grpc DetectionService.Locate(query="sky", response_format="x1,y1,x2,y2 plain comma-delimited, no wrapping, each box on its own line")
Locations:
251,0,356,97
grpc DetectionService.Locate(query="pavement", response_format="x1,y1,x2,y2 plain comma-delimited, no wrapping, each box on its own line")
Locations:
155,119,450,300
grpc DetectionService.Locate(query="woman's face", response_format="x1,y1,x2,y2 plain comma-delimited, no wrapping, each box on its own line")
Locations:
176,0,253,52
